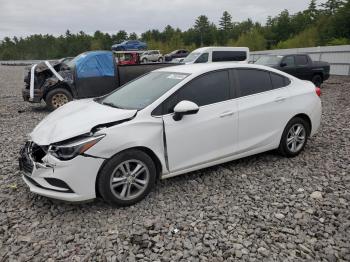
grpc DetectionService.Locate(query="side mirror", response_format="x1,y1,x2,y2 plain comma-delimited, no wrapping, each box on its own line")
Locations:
173,100,199,121
280,62,287,67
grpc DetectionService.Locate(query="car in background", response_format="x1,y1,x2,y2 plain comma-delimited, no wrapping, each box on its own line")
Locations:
19,63,322,206
164,49,189,62
255,54,330,86
22,51,176,110
140,50,163,63
114,51,140,65
182,47,250,64
111,40,147,51
171,58,185,63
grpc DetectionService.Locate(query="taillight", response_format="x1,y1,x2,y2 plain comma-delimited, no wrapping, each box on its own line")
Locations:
315,87,321,97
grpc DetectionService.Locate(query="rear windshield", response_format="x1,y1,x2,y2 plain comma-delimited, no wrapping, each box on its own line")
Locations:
65,53,86,68
99,72,189,110
255,55,282,66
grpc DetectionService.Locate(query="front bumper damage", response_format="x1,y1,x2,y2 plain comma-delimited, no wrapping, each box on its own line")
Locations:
22,88,42,103
19,141,104,202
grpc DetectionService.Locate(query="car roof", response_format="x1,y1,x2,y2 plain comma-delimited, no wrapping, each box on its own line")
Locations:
192,46,249,53
262,53,306,56
155,62,281,75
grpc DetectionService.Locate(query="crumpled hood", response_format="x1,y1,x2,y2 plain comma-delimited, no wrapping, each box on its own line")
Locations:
30,99,137,145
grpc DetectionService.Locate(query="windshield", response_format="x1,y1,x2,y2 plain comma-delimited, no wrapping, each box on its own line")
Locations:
182,52,201,63
65,53,86,68
255,55,282,65
100,71,189,110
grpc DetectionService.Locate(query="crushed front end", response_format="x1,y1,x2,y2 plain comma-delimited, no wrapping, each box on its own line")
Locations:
22,61,73,104
19,140,104,202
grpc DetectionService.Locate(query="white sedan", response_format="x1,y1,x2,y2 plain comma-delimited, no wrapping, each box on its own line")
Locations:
19,63,322,206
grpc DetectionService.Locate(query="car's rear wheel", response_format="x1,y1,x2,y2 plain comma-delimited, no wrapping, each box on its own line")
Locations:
45,88,73,111
158,57,163,62
278,117,310,157
142,58,147,63
97,149,156,206
312,74,323,87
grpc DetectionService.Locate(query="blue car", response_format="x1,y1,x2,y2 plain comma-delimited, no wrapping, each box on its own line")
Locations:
112,40,147,51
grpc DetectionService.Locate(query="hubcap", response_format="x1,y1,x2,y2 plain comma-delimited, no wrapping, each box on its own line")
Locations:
287,124,306,153
110,160,149,200
52,93,68,108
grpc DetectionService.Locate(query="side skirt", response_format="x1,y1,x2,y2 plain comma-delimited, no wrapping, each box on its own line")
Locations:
160,143,277,180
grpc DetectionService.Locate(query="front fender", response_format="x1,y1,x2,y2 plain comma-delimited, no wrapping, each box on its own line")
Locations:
86,118,168,175
42,78,76,98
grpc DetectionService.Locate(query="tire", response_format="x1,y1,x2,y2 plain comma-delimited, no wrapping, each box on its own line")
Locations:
97,149,156,206
142,58,147,63
278,117,310,157
45,88,73,111
312,74,323,87
158,57,163,62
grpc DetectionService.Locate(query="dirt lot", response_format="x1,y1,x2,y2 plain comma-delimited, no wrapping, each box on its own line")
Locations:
0,65,349,261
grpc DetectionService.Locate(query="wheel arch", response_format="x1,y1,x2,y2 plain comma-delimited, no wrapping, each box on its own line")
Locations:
312,73,323,86
290,113,312,136
94,146,163,198
313,72,323,79
43,82,74,100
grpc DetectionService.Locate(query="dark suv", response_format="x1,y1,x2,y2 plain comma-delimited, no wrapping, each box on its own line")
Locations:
255,54,330,86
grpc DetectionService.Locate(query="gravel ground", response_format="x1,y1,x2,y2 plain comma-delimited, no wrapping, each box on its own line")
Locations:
0,65,349,261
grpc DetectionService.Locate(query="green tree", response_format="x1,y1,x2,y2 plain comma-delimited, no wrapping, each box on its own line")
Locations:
320,0,345,14
162,25,175,42
276,26,318,48
306,0,319,20
218,11,233,45
219,11,233,31
128,32,138,40
1,1,349,60
194,15,211,46
232,28,267,51
113,30,128,43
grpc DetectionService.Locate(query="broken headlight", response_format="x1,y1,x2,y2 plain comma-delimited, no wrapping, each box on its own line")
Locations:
49,134,105,161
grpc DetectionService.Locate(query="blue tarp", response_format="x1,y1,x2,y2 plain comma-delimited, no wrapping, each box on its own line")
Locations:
74,51,115,78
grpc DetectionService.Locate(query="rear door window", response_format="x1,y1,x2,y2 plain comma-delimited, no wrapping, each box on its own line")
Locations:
295,55,308,66
236,69,272,97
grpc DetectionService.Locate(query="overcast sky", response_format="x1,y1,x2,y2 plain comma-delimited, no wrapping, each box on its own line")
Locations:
0,0,326,40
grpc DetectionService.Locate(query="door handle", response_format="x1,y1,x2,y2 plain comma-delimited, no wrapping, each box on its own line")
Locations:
220,111,234,118
274,97,286,103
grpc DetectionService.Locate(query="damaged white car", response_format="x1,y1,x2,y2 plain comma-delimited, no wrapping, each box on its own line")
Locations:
19,63,322,206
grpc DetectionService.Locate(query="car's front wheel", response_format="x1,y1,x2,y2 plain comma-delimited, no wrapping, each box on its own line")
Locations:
45,88,73,111
278,117,310,157
142,58,147,63
97,149,156,206
158,57,163,62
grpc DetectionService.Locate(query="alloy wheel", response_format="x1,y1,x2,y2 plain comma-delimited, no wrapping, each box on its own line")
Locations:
286,123,306,153
110,160,150,200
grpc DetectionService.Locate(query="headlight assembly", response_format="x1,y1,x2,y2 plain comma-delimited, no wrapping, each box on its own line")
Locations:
49,134,105,161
